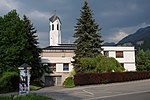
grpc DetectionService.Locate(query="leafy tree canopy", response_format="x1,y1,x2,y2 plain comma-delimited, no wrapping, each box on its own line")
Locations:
0,10,46,80
0,10,27,74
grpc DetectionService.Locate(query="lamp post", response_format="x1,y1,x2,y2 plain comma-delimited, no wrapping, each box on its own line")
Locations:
18,63,31,94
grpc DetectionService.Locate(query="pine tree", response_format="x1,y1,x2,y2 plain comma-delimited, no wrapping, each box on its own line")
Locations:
136,49,150,71
23,15,43,79
73,0,103,72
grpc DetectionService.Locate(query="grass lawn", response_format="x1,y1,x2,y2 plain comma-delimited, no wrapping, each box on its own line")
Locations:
0,94,54,100
30,85,42,91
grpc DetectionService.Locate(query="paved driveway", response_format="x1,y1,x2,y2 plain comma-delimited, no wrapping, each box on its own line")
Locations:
33,79,150,100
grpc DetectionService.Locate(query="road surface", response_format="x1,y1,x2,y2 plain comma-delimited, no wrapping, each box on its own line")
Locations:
34,79,150,100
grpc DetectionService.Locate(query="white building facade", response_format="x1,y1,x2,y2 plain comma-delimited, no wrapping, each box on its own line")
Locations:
41,45,75,86
101,46,136,71
41,15,136,86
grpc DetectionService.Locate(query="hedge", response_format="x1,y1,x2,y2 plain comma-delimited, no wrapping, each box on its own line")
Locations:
0,72,19,93
74,72,150,86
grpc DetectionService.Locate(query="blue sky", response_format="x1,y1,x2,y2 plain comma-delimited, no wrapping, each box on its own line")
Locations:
0,0,150,47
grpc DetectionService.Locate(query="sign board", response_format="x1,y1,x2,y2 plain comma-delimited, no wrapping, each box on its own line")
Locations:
19,69,30,94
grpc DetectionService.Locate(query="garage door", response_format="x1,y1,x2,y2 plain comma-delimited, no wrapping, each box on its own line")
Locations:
45,76,62,86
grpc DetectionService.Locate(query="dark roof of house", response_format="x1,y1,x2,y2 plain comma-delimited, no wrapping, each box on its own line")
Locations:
43,44,75,50
49,15,61,23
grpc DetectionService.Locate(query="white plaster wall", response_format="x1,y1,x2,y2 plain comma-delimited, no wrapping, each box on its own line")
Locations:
102,46,135,51
56,64,63,72
41,57,73,72
108,51,115,58
102,46,136,71
41,57,72,63
42,46,136,72
102,46,135,62
124,51,135,62
124,63,136,71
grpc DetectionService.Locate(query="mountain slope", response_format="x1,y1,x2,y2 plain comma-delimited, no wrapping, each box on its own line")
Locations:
117,26,150,50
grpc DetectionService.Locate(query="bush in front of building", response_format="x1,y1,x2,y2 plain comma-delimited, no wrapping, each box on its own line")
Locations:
74,72,150,86
0,72,19,93
79,55,125,73
95,55,125,72
63,77,75,88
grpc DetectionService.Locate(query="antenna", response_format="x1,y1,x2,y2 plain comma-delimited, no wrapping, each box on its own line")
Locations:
54,10,56,16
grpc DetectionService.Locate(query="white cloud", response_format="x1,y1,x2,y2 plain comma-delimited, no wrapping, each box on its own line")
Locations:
36,32,49,47
0,0,21,12
105,22,150,43
27,10,51,20
101,11,124,17
108,31,128,42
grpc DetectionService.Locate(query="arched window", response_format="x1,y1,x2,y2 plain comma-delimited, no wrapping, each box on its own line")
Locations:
57,24,59,30
52,24,54,30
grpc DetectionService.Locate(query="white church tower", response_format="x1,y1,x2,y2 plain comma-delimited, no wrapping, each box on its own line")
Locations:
49,15,61,46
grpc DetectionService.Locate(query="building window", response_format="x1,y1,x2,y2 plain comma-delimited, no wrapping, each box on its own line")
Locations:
52,24,54,30
57,24,59,30
104,51,109,57
48,63,56,71
116,51,124,58
63,63,69,71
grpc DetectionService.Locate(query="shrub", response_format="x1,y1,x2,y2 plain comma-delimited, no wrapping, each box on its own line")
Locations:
79,55,124,73
74,72,150,86
74,73,102,85
69,69,76,77
63,77,75,88
96,55,125,72
30,85,42,91
80,57,97,72
0,72,19,93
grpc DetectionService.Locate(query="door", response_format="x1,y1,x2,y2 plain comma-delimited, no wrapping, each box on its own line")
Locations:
45,76,62,86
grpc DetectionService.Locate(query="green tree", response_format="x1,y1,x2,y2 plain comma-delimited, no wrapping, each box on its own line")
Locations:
23,15,45,79
73,0,103,72
0,10,46,80
0,10,27,74
136,49,150,71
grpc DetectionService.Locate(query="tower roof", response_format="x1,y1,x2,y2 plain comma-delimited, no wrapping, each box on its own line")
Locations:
49,15,61,23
